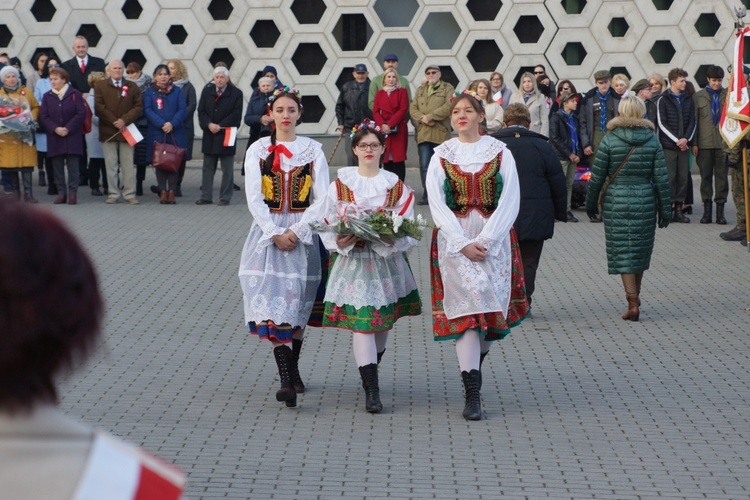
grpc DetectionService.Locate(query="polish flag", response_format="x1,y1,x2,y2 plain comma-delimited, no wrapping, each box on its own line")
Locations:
121,123,144,147
721,26,750,148
492,91,503,106
223,126,237,147
72,432,185,500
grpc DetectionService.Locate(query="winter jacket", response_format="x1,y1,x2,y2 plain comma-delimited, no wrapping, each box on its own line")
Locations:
491,126,567,242
39,86,86,158
579,87,620,151
409,79,454,145
142,85,187,163
61,55,106,94
549,109,582,160
336,79,372,128
93,78,143,143
656,91,696,151
585,117,672,274
244,88,272,148
509,91,549,137
0,86,39,169
197,83,243,156
373,87,409,163
693,87,726,150
368,73,411,109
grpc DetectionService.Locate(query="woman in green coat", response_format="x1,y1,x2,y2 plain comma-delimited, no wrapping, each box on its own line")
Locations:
586,95,672,321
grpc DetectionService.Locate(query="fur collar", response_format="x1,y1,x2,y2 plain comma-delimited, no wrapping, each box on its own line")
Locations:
607,116,654,132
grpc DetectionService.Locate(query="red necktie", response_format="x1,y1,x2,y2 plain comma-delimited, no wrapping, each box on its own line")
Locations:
80,60,86,73
267,144,292,173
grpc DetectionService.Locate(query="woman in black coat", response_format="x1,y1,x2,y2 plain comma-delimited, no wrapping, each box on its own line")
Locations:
492,103,567,307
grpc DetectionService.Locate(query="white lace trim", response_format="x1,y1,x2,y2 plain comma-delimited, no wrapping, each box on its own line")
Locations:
336,167,397,193
250,136,322,166
433,136,503,165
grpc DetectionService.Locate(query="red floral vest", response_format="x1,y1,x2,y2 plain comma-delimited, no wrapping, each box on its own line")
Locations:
335,178,404,208
440,152,503,218
260,160,314,213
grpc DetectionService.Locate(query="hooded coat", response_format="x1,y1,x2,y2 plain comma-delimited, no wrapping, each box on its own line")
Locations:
585,117,672,274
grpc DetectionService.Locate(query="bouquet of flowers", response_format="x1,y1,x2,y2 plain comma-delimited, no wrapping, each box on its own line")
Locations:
311,202,430,244
0,95,36,146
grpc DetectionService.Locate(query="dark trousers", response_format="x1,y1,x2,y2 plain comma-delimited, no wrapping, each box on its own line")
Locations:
155,168,178,191
696,148,729,204
201,154,235,203
51,154,81,196
664,149,689,203
383,161,406,182
88,158,107,191
418,141,439,200
518,239,545,307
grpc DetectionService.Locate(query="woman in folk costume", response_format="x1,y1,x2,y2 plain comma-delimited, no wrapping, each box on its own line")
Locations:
426,91,529,421
320,121,422,413
239,88,330,408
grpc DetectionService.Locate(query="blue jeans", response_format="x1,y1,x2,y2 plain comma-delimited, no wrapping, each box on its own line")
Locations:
418,141,438,200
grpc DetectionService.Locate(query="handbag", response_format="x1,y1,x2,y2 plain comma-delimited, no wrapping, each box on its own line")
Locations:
598,145,636,213
152,133,185,173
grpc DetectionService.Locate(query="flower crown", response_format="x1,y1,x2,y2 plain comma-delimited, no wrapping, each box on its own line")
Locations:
349,119,387,140
450,89,485,108
268,86,301,102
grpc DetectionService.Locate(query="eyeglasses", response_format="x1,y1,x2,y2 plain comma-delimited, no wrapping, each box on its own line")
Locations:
356,143,382,151
533,71,544,74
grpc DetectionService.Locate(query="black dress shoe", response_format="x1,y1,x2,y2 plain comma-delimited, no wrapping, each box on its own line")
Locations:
195,199,213,205
233,183,241,191
589,215,602,223
91,188,103,196
567,211,579,223
218,200,230,206
150,185,160,195
417,199,428,206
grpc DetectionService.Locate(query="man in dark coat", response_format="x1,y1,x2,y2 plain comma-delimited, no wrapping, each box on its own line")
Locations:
61,36,106,96
336,63,373,165
492,103,567,307
196,66,243,206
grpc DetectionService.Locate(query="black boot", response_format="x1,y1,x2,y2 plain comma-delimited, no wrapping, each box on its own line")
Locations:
716,203,727,225
461,370,482,421
377,348,386,365
38,170,46,187
136,180,143,196
45,163,57,195
358,363,382,413
272,346,296,407
291,338,305,394
700,201,712,224
478,351,489,391
673,202,690,223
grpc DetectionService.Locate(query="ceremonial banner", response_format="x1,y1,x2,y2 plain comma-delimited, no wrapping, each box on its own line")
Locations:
721,26,750,148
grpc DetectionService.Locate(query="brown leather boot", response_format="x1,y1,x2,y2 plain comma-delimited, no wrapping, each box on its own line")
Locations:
622,294,640,321
167,190,176,204
159,190,168,204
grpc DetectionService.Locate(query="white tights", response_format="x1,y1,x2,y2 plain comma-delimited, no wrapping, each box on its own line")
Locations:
455,329,492,372
352,331,389,367
270,327,305,348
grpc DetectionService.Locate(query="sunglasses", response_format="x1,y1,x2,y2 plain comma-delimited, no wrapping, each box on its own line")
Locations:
48,64,60,68
562,86,571,91
533,71,544,74
426,71,439,75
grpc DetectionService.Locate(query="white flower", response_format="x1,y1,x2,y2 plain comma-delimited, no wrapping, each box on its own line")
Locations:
416,213,426,226
392,214,404,233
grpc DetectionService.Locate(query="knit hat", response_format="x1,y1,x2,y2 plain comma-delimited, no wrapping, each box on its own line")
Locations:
262,65,277,77
0,65,20,81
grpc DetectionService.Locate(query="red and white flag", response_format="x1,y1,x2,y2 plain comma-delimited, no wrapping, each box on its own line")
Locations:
72,432,185,500
121,123,144,147
721,26,750,148
223,126,237,147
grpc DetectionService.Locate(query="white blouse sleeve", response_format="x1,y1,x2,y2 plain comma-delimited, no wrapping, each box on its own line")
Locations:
425,153,474,256
244,145,286,245
292,146,332,245
476,148,520,255
371,183,419,257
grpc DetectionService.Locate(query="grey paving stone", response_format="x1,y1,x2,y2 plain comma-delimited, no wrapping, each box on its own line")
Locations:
50,165,750,499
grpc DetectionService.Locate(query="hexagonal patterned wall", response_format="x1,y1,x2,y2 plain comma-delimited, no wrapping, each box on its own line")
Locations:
0,0,741,134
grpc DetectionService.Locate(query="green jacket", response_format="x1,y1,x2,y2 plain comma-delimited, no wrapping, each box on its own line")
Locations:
368,73,411,109
409,80,455,145
693,87,726,150
585,117,672,274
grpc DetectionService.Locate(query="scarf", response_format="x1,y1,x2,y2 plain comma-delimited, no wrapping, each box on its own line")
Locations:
706,85,723,126
562,110,579,155
127,73,151,91
153,80,174,96
595,89,610,132
382,83,398,94
522,90,534,103
669,89,683,110
2,83,19,93
173,78,189,89
51,83,69,100
427,82,439,98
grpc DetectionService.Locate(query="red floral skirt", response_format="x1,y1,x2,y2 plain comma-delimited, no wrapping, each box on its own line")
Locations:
430,227,529,341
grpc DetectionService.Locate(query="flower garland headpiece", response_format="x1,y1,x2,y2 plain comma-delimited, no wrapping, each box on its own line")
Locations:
349,118,387,140
450,89,485,108
268,86,301,102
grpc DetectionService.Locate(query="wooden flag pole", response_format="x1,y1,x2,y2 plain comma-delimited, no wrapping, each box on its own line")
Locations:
327,133,344,164
744,146,750,251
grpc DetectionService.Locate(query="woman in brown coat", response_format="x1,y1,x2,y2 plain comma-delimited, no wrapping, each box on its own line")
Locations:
0,66,39,202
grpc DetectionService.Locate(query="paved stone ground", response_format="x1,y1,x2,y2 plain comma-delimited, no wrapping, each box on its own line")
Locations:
49,163,749,499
